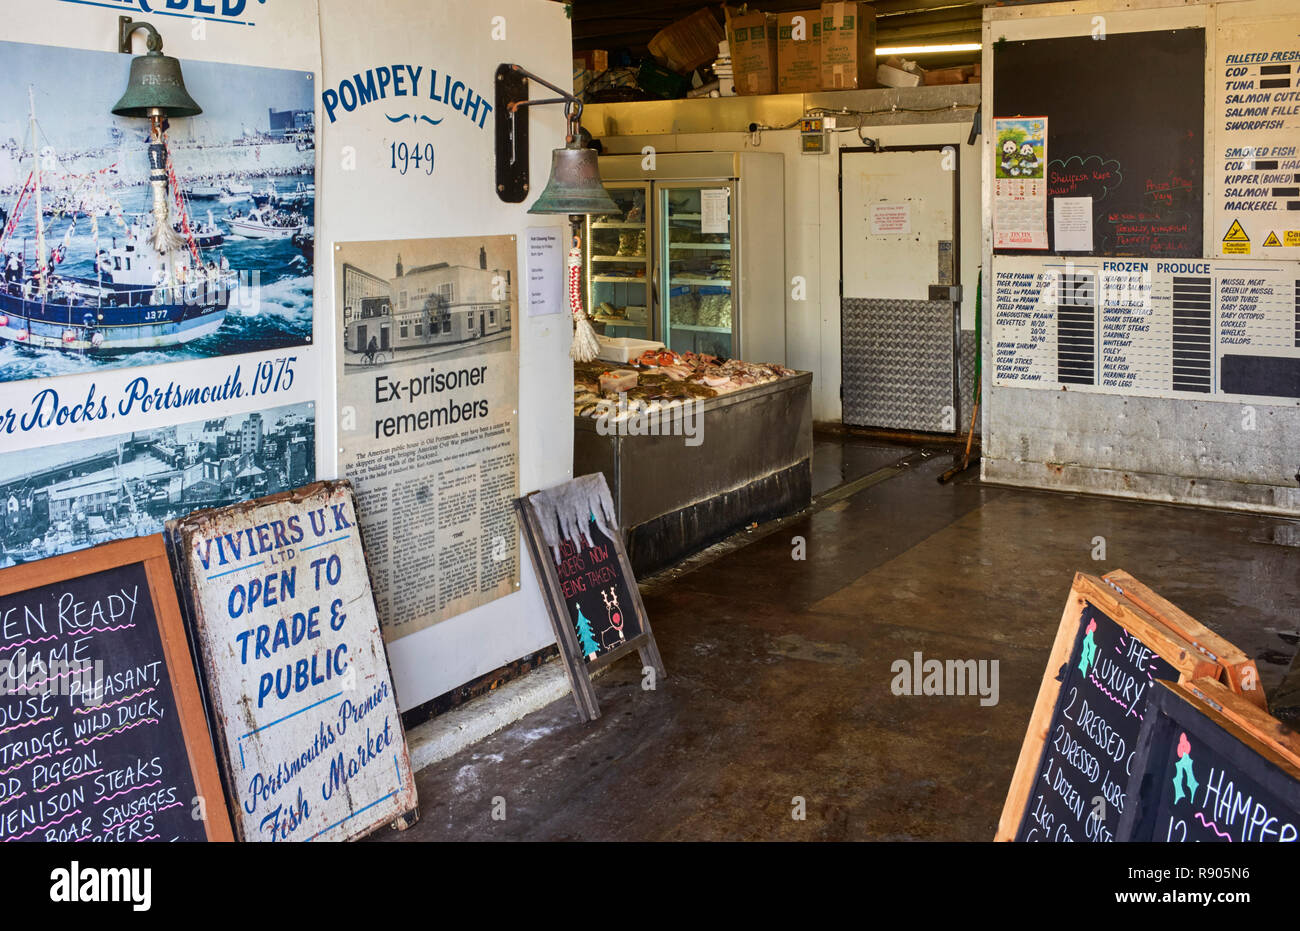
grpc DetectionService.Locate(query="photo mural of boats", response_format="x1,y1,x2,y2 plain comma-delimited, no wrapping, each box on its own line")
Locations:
0,40,315,385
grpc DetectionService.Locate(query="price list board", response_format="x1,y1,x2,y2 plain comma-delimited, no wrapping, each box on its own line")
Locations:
1214,24,1300,260
992,256,1300,402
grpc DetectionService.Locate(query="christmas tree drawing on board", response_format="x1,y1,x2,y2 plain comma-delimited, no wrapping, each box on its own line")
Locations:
575,605,600,660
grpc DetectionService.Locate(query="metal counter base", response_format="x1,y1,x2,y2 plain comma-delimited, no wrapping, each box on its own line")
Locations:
575,373,813,576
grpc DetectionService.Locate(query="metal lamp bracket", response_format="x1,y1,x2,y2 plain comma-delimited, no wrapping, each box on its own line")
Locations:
118,16,163,54
495,64,530,203
495,62,584,204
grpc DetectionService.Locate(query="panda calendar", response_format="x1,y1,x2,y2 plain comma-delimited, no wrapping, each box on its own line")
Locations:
994,116,1049,250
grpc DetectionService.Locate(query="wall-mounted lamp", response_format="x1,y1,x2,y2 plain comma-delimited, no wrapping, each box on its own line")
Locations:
494,63,616,215
113,16,201,257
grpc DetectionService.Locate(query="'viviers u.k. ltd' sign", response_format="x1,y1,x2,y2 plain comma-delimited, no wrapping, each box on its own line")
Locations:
168,481,418,842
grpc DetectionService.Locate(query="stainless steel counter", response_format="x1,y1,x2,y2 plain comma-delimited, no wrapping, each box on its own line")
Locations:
575,372,813,574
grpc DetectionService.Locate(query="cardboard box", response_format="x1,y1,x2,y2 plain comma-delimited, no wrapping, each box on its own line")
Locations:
649,8,726,74
776,10,822,94
922,65,976,86
820,1,877,90
876,57,924,88
574,50,609,73
724,7,778,96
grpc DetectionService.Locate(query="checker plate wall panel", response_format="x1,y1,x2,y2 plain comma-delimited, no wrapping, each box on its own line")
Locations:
842,298,956,432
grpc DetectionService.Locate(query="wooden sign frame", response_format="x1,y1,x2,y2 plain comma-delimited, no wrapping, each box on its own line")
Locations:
1103,569,1266,710
0,536,233,841
1117,678,1300,841
168,481,419,842
515,482,666,723
995,571,1219,841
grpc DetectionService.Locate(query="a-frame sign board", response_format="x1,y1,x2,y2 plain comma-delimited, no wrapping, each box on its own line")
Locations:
996,572,1219,842
515,473,666,722
1117,677,1300,842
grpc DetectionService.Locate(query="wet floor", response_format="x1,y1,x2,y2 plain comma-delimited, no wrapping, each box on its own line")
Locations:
377,435,1300,842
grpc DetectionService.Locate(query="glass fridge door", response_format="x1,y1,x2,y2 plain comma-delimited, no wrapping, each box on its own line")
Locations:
584,182,653,340
658,182,735,358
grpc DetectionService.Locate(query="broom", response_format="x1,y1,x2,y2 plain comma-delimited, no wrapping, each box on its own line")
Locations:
938,269,981,484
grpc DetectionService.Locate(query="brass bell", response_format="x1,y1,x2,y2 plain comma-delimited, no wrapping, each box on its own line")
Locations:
528,140,618,216
112,18,202,119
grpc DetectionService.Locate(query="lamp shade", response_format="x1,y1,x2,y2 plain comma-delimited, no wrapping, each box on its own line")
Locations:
528,143,618,215
112,51,202,118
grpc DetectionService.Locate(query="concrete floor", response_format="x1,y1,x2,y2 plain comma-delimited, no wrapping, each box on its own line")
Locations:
378,437,1300,842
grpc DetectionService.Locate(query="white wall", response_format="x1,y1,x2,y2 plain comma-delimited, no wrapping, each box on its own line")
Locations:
980,0,1300,514
588,87,982,423
0,0,578,714
317,0,576,710
0,1,324,458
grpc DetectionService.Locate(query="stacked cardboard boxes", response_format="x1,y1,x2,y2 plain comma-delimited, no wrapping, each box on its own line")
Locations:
820,1,877,90
724,6,778,96
654,2,887,96
776,9,822,94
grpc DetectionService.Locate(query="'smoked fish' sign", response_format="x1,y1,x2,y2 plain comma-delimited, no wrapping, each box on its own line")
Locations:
168,480,418,842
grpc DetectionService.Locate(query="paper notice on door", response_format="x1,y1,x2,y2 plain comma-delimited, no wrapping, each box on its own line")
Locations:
701,188,729,234
993,116,1048,250
526,226,563,316
870,202,911,235
1053,197,1093,252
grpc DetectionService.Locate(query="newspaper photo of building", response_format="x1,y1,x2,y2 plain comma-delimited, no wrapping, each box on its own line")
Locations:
341,241,513,373
0,403,315,566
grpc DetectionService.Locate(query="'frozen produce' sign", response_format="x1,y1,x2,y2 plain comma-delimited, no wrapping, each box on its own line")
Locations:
169,481,417,841
992,255,1300,402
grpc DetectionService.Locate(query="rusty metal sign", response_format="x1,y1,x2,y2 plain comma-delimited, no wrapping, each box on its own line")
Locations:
168,480,418,842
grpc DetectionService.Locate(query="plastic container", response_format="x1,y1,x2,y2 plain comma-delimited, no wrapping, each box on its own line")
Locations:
596,335,666,363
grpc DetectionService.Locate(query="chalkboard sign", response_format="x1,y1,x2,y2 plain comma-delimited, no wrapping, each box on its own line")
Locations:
169,481,418,842
516,474,665,722
1119,678,1300,842
0,537,231,842
993,29,1206,257
997,572,1218,841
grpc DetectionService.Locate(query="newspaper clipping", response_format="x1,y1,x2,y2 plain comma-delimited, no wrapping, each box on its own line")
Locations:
335,236,519,640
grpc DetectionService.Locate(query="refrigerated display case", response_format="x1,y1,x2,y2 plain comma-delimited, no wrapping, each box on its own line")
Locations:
583,152,785,364
584,182,653,340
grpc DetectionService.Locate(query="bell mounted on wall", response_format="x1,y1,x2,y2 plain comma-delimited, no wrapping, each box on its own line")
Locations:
493,63,615,363
112,16,202,257
493,63,616,215
112,17,202,119
527,141,617,216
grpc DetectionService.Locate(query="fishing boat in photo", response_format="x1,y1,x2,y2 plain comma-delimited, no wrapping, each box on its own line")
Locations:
292,226,314,263
226,204,306,239
250,179,315,209
0,88,235,353
174,210,225,248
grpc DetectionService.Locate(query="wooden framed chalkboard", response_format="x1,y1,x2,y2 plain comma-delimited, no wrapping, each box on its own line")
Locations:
1118,678,1300,842
0,536,232,842
515,474,666,722
996,572,1219,842
993,28,1206,257
1103,570,1267,711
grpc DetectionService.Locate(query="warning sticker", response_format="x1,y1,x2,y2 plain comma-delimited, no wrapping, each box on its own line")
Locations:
1284,231,1300,247
1222,219,1250,255
1262,230,1281,248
